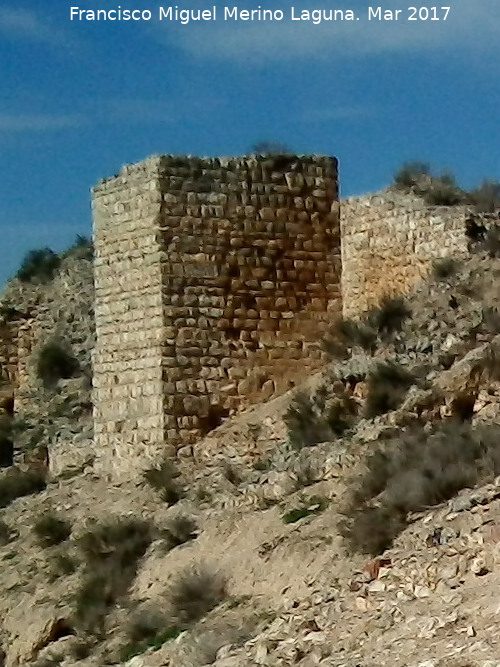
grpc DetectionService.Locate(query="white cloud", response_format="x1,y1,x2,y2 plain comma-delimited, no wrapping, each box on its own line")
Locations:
0,113,85,133
302,105,376,122
154,0,500,64
100,94,223,124
102,99,180,124
0,7,77,49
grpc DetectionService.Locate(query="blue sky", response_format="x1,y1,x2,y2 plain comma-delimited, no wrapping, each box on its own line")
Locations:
1,0,499,287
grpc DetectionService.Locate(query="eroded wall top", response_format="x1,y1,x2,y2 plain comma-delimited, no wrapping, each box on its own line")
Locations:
341,189,470,316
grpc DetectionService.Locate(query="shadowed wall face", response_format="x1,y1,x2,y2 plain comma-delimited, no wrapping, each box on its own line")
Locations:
92,154,340,477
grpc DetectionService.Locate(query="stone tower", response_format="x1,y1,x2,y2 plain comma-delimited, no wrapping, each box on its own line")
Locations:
92,154,340,478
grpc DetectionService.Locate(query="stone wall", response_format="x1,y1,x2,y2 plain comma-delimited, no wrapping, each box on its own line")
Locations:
92,157,167,475
0,319,20,413
92,154,340,476
340,191,470,317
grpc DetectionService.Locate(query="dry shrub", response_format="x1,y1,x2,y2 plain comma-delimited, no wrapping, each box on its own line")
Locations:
163,514,198,549
340,421,500,555
484,226,500,258
0,518,11,546
0,468,46,509
394,161,431,189
285,384,357,449
143,459,184,504
322,317,377,356
433,257,458,280
75,518,152,634
284,391,328,448
121,606,180,661
393,162,466,205
364,361,414,418
33,512,72,548
170,566,227,626
367,295,411,335
48,549,78,581
16,247,61,284
36,339,79,389
469,179,500,213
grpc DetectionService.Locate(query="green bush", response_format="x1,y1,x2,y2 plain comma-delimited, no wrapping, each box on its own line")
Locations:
169,566,227,626
33,512,72,547
364,362,414,418
340,421,500,555
16,248,61,283
0,468,46,509
36,340,79,389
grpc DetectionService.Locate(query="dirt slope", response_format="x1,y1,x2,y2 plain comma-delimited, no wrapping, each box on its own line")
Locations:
2,241,500,666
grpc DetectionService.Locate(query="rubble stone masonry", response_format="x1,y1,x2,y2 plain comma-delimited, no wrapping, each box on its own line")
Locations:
92,154,340,476
340,191,470,316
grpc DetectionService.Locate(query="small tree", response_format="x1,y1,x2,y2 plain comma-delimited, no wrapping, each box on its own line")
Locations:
16,248,61,283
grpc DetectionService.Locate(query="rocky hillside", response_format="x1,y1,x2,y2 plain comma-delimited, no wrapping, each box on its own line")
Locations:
0,242,95,471
2,217,500,666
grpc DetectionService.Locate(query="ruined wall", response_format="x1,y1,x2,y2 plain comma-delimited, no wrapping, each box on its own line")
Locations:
92,154,340,476
0,313,39,414
0,320,19,413
341,191,470,317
